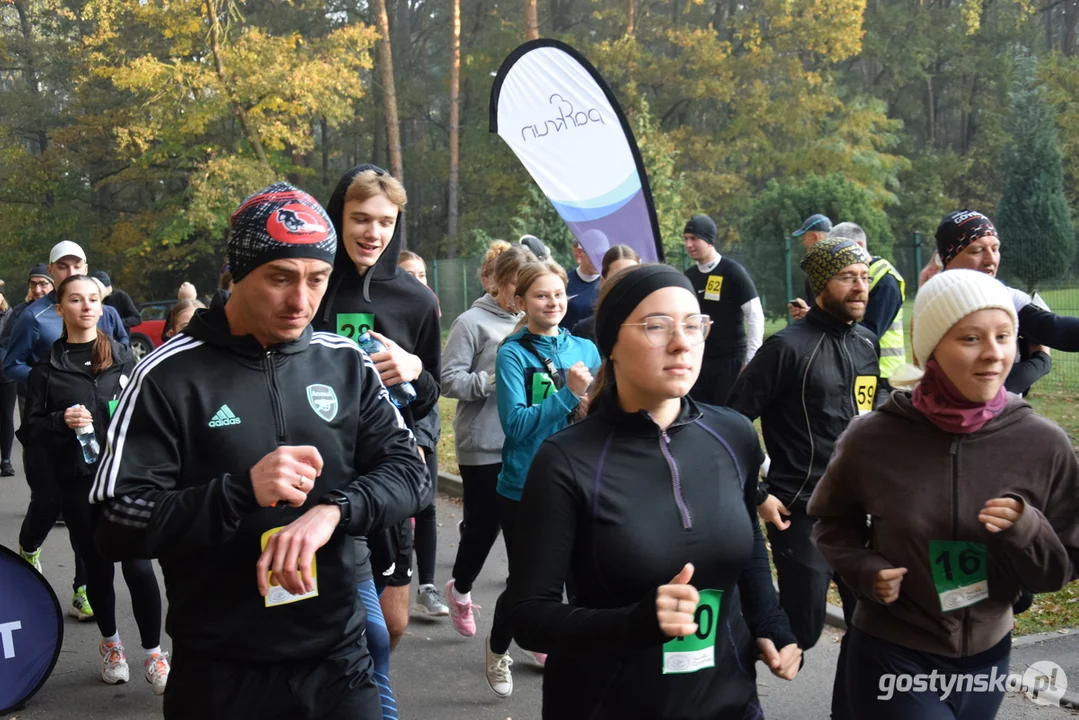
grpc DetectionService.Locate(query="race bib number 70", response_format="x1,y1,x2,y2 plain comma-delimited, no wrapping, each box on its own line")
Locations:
662,589,722,674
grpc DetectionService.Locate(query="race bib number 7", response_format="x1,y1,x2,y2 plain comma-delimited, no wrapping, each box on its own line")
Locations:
854,375,877,414
530,372,556,406
662,589,722,674
261,526,319,608
930,540,988,611
336,313,375,342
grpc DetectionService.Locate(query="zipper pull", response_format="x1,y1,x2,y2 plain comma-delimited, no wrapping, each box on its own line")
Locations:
661,430,671,446
949,437,959,455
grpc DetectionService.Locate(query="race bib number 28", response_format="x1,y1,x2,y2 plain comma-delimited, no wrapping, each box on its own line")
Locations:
336,313,374,342
662,589,722,674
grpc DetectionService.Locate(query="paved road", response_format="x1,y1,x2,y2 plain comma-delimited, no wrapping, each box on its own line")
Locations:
1,460,1076,718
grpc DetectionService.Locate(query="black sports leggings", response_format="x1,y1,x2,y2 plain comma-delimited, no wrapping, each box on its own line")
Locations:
0,381,15,460
413,448,439,586
62,475,162,647
450,463,507,595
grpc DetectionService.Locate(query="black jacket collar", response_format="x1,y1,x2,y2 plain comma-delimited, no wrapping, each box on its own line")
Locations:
805,305,857,337
48,336,131,371
596,384,703,436
184,305,312,357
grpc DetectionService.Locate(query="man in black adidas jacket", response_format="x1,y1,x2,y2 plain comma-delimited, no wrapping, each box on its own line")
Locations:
728,238,883,720
91,183,429,719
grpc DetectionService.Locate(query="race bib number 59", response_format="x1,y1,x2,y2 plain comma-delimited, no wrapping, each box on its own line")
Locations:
854,375,877,415
662,589,722,674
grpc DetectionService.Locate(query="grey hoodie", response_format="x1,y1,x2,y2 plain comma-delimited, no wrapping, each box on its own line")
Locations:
441,293,520,465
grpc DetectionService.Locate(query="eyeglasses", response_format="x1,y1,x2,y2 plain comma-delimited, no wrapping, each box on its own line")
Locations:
833,273,870,286
621,314,712,347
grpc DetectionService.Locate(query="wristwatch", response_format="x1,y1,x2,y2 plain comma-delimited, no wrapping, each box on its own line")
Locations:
319,491,351,528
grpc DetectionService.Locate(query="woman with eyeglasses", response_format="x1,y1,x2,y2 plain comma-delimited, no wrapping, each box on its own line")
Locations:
507,263,800,719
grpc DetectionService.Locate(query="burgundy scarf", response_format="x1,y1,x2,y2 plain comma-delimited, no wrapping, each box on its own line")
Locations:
912,359,1007,434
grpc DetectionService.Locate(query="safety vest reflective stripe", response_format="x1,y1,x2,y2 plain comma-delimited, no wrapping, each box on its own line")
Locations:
868,258,907,378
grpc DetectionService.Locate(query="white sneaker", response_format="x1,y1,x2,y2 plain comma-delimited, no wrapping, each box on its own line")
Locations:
485,634,513,698
414,584,449,617
145,651,170,696
99,640,130,685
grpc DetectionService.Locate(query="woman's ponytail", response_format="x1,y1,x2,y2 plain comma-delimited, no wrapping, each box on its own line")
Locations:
92,328,113,375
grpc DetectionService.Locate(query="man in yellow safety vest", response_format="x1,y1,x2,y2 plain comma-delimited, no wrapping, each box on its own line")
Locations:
829,223,906,387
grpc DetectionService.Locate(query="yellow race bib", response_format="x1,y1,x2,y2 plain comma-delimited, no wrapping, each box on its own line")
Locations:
854,375,878,414
260,526,319,608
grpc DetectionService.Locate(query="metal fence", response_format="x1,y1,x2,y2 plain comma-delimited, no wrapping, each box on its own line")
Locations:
430,238,1079,395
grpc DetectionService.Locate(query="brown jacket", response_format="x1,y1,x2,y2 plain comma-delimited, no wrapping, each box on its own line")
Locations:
809,391,1079,658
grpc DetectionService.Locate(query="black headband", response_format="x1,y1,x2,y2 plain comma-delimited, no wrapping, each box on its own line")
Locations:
595,264,696,358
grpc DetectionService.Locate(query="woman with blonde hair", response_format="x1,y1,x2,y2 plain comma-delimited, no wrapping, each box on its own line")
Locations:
482,258,600,698
442,245,534,638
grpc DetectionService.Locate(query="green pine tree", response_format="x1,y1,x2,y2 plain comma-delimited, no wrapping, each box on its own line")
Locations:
997,70,1076,294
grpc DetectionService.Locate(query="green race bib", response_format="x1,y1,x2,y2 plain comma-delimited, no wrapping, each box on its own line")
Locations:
930,540,989,611
108,400,119,418
336,313,375,342
530,372,556,406
662,589,722,674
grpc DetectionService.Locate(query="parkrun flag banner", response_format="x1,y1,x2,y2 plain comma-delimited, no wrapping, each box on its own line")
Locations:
0,544,63,714
490,39,664,266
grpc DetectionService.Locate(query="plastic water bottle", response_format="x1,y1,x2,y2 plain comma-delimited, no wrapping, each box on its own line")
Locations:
71,406,100,464
356,332,417,409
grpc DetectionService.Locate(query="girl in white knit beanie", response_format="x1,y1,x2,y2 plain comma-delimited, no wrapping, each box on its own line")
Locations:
808,268,1079,719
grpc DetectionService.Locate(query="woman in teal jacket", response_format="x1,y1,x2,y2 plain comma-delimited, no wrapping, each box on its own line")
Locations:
483,259,600,699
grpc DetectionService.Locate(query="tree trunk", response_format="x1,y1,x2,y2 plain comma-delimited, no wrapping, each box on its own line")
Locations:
373,0,407,247
626,0,636,38
448,0,461,240
13,0,47,155
206,0,269,168
525,0,539,39
926,75,936,147
320,117,329,186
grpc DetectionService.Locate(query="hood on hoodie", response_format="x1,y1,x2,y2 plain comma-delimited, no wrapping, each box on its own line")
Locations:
473,292,519,321
324,163,405,305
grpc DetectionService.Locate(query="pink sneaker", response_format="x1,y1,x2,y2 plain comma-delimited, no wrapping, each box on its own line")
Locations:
445,579,478,638
531,651,547,667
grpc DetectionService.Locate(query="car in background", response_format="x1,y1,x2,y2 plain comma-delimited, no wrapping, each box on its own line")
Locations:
127,300,173,362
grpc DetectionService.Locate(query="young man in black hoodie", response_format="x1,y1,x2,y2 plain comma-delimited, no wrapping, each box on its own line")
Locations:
90,183,429,719
314,164,442,712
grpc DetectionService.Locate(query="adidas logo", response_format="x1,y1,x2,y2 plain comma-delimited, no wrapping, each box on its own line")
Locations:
208,405,242,428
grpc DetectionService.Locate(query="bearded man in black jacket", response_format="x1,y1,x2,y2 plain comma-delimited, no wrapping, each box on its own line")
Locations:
91,182,429,719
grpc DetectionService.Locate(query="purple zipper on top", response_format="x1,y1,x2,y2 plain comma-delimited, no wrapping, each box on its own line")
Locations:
659,429,692,529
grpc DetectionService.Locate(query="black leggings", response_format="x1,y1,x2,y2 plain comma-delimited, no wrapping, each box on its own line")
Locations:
62,476,162,648
0,381,15,460
20,439,87,591
450,463,507,594
489,495,520,655
413,448,439,586
845,628,1010,719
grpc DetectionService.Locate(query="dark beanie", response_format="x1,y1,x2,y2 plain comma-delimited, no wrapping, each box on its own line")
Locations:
800,238,872,296
28,264,50,283
935,210,997,268
595,264,696,357
683,215,717,245
228,182,337,282
91,270,112,287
